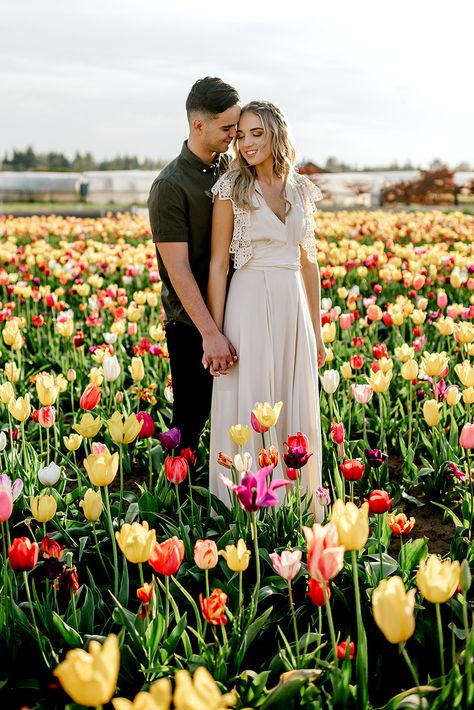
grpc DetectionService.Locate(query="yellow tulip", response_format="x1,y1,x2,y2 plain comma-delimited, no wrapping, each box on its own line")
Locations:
56,320,74,337
366,370,392,393
322,321,336,343
394,343,414,363
89,367,104,387
79,489,103,521
115,521,156,563
228,424,251,447
372,576,416,644
146,293,159,308
340,362,352,380
112,679,172,710
84,446,119,486
63,433,83,451
53,634,120,707
411,309,426,325
107,411,143,445
133,290,147,305
450,272,462,288
391,311,405,326
111,319,126,336
337,287,348,299
174,667,237,710
4,361,20,383
378,357,393,374
463,387,474,405
416,555,460,604
8,394,31,422
445,386,461,407
325,347,334,363
30,494,57,522
422,399,441,427
454,322,474,344
91,349,107,365
0,381,15,404
55,374,68,393
436,317,454,336
454,361,474,388
149,324,165,342
252,401,283,429
219,539,251,572
36,373,60,406
421,351,449,378
401,359,418,380
72,413,103,438
130,357,145,382
127,305,143,323
331,500,369,551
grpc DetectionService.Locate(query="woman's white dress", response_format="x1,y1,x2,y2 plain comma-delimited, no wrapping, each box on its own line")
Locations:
209,171,324,521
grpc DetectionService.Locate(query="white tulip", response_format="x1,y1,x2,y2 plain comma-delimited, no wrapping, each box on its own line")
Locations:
38,461,61,487
104,332,118,345
0,431,7,451
234,452,253,473
321,369,340,394
102,355,121,382
321,298,332,312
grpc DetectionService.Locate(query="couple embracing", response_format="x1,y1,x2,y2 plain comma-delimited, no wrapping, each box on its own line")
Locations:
148,76,326,518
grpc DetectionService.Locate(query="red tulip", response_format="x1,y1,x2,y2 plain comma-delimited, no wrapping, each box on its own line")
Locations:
307,578,330,606
38,405,56,428
180,448,196,465
350,355,364,370
337,641,355,660
164,455,188,484
136,411,155,438
340,459,365,481
286,467,300,481
199,588,228,626
330,422,345,444
8,537,39,571
372,343,389,360
79,383,101,410
148,537,184,576
366,490,393,514
460,423,474,450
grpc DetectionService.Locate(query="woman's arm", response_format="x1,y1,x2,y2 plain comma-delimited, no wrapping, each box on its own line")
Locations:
207,196,234,332
300,246,327,367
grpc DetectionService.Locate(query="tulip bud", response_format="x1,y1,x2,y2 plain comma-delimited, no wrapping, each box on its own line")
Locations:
38,462,61,487
460,559,472,596
30,494,57,522
194,539,219,570
67,368,76,382
445,385,461,407
79,489,103,521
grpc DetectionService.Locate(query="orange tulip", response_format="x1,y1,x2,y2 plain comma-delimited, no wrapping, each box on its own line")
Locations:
79,383,102,411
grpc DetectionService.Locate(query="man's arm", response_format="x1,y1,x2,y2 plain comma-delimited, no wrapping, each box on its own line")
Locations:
157,242,236,374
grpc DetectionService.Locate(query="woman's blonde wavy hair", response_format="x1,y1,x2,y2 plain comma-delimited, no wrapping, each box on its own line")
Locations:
229,100,297,212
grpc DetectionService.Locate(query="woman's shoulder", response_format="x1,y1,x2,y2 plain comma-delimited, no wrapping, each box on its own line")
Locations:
211,169,239,199
292,173,324,203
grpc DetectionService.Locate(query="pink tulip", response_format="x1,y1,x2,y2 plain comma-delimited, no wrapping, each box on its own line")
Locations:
0,474,23,522
38,406,56,428
303,523,345,582
269,549,302,581
459,423,474,450
437,292,448,308
339,313,353,330
351,384,373,404
250,411,268,433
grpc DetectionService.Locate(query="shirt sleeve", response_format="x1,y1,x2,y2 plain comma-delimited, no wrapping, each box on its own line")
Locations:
147,178,189,243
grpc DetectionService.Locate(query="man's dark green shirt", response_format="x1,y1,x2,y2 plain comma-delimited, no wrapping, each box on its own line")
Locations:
148,141,229,326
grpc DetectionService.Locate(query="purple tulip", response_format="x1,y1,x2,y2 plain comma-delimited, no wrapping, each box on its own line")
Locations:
282,445,313,470
364,449,388,468
219,465,291,512
157,427,181,450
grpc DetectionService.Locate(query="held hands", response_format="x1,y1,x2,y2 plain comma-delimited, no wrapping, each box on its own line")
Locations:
202,332,238,377
316,340,327,368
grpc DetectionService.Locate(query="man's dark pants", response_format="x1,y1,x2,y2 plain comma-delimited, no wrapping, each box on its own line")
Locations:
165,320,213,454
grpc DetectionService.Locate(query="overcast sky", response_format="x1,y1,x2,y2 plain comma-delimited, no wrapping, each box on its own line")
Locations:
2,0,473,168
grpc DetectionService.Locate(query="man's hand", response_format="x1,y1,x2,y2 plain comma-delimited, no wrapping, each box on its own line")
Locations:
202,332,238,377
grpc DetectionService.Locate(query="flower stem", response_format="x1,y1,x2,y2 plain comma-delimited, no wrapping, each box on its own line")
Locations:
23,571,48,666
322,580,337,661
400,642,420,691
175,483,183,532
288,580,300,666
436,603,445,685
138,562,145,587
103,485,119,597
118,446,124,524
352,549,368,708
165,575,170,629
250,511,261,620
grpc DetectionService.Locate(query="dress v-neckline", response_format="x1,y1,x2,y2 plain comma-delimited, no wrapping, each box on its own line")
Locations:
255,181,287,226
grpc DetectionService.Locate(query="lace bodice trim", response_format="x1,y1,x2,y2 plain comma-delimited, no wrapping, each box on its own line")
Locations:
211,172,323,268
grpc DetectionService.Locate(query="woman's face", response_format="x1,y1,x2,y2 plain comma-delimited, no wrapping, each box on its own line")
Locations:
236,111,272,167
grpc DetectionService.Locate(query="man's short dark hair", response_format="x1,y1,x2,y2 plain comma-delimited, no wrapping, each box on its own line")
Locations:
186,77,240,119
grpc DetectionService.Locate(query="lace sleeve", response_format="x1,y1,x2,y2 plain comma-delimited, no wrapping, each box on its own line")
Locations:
296,176,323,264
211,171,253,269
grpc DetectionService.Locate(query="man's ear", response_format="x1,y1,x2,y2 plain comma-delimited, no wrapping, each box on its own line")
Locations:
191,117,204,135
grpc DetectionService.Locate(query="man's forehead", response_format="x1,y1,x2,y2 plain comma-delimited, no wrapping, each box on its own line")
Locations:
214,104,241,125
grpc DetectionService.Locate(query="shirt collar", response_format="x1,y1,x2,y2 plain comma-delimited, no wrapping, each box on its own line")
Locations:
180,141,223,174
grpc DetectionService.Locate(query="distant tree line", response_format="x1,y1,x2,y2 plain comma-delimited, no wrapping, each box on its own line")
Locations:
2,147,472,174
381,168,474,206
1,147,166,172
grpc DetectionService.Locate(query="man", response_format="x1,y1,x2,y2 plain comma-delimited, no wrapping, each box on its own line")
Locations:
148,77,241,454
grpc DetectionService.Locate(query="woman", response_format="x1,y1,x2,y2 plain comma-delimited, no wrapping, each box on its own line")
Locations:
206,100,326,518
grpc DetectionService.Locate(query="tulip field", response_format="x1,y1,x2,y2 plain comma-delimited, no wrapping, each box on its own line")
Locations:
0,209,473,709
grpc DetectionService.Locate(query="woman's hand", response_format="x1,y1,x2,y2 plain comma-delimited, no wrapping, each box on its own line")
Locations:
316,340,327,368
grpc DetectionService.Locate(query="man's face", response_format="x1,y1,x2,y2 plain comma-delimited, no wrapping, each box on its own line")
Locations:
200,104,241,154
